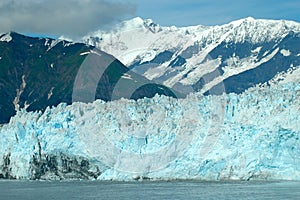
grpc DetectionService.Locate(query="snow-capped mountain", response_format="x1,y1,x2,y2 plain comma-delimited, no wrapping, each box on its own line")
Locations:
0,32,175,124
0,18,299,181
0,81,299,180
82,17,300,95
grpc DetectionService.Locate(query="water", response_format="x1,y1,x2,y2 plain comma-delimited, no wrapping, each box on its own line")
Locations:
0,180,299,200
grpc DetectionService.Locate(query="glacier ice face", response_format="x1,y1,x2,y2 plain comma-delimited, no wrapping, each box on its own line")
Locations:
0,82,299,181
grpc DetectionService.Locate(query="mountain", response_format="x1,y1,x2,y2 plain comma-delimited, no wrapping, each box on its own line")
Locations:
0,18,300,181
82,17,300,95
0,32,175,124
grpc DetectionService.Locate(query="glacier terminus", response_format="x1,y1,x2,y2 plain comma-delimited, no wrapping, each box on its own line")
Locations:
0,82,299,181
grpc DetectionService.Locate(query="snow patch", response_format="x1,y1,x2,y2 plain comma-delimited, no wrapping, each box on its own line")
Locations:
44,38,50,46
0,33,12,42
24,101,30,110
80,51,91,56
13,75,26,111
200,47,280,93
47,39,62,51
63,41,75,47
90,50,102,57
121,73,133,80
59,35,73,42
48,87,54,100
280,49,291,57
179,59,221,86
251,46,262,53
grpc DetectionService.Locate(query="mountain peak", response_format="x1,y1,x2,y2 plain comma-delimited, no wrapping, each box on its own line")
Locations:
124,17,144,25
117,17,146,30
245,16,255,21
115,17,162,33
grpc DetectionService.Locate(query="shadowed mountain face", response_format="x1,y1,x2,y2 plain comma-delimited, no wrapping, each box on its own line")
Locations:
0,32,175,124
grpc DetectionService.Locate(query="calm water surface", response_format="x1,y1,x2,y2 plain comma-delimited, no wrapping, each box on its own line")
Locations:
0,180,299,199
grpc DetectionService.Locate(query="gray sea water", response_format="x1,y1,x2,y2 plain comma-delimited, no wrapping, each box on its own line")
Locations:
0,180,299,200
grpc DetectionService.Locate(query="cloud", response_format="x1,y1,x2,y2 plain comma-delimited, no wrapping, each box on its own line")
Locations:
0,0,136,37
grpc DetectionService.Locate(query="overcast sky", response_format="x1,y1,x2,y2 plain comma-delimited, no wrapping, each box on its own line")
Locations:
0,0,299,38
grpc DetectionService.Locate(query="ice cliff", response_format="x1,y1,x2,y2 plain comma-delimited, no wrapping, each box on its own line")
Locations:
0,82,299,181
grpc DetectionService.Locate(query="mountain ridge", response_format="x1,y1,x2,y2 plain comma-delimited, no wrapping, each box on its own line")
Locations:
81,17,300,95
0,32,176,124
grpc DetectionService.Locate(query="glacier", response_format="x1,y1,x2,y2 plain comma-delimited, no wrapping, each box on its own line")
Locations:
0,82,299,181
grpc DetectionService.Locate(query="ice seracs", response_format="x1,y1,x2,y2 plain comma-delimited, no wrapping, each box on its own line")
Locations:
0,81,299,181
